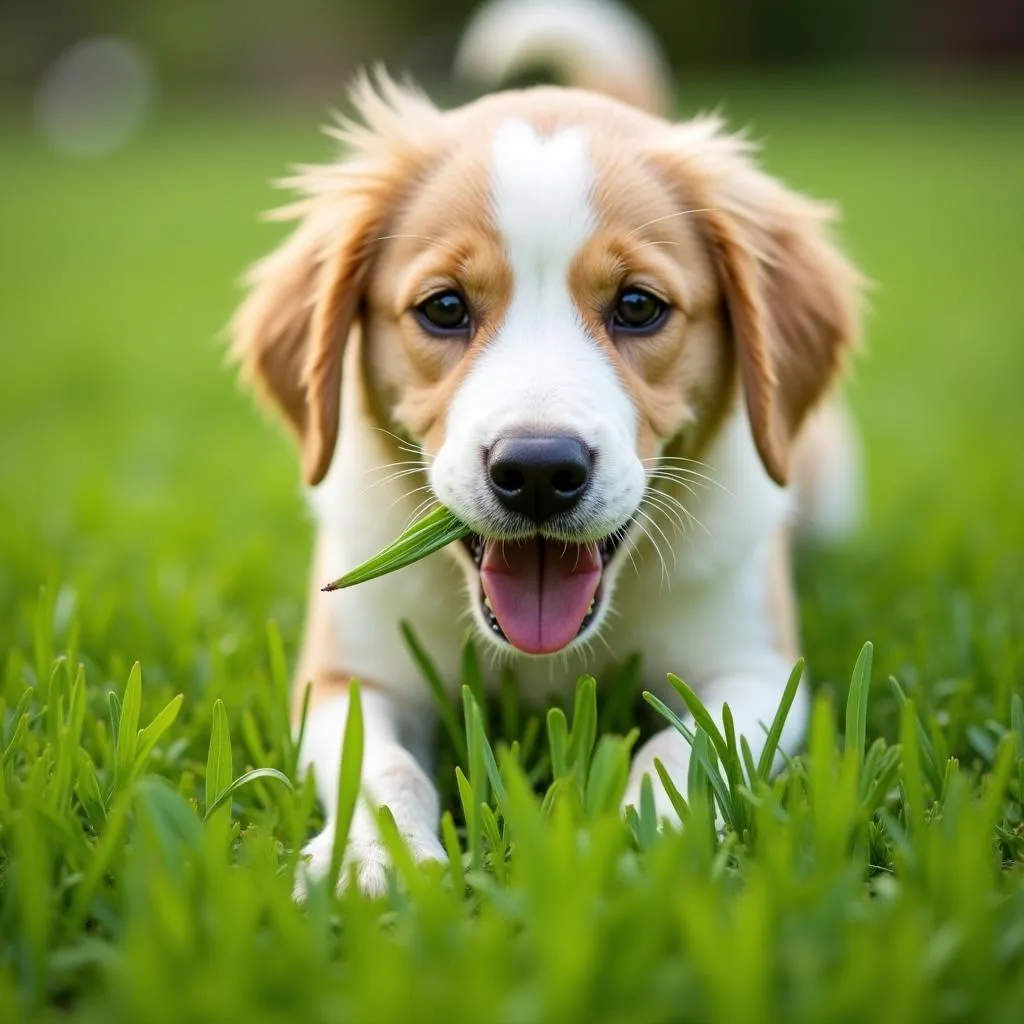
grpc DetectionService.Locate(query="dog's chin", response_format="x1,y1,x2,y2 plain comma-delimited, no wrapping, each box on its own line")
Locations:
456,526,631,657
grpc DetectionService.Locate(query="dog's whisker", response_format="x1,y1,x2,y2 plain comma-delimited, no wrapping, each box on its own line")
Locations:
645,472,702,501
643,481,713,542
363,459,429,477
362,467,430,494
401,495,442,531
370,426,426,457
370,233,446,250
641,454,710,464
621,532,642,580
646,468,709,487
641,491,687,536
380,482,433,511
660,492,714,540
625,207,719,237
642,459,730,494
637,503,679,567
641,455,717,474
596,629,616,659
632,509,671,590
620,239,682,258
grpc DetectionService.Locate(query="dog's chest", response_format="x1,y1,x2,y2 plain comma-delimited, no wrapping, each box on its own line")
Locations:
312,407,789,708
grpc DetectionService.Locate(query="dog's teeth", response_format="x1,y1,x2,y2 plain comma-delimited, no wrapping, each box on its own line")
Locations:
587,600,595,614
483,594,492,611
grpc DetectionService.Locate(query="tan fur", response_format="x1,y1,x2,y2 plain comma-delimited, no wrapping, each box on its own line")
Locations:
231,74,445,485
230,75,863,737
292,535,344,720
648,122,863,485
233,84,859,490
766,527,799,664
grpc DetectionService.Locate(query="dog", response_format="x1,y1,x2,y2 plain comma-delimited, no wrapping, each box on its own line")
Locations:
230,0,864,895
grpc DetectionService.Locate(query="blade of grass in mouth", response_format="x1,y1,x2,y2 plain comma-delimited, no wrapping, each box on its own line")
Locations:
322,506,471,591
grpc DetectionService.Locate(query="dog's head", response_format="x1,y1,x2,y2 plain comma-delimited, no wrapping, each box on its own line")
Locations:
231,74,861,657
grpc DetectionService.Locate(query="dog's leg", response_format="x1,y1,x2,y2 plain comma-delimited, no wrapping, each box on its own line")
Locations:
293,681,445,899
623,659,810,822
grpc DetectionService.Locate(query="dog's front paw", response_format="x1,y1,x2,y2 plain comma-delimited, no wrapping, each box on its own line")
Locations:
623,729,691,825
293,824,445,900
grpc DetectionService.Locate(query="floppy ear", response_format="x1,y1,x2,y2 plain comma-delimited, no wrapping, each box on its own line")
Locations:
655,120,864,486
229,71,438,486
230,200,382,486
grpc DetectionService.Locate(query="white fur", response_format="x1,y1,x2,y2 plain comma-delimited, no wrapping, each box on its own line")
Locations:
294,689,445,899
792,399,863,543
432,119,644,540
298,129,814,895
613,405,809,814
311,339,469,703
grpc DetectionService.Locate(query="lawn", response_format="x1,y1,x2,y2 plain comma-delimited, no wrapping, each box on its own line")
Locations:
1,77,1023,1021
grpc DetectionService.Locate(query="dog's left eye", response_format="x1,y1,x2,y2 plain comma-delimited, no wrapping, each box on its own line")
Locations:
416,290,471,336
611,288,668,335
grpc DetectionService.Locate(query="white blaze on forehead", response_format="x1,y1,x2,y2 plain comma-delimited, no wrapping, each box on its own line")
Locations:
490,118,595,279
477,117,634,438
429,117,643,540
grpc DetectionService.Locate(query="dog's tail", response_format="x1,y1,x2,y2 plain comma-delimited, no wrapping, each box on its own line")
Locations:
453,0,671,116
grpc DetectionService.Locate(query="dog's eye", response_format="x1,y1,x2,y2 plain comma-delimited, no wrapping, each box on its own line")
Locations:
416,290,471,336
612,288,668,335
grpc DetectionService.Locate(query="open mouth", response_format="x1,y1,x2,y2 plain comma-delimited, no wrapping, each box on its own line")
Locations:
461,530,627,655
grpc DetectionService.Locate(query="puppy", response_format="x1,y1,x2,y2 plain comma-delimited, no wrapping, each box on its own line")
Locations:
231,0,863,895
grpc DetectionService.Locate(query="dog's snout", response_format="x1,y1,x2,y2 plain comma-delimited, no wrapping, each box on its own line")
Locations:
487,435,592,523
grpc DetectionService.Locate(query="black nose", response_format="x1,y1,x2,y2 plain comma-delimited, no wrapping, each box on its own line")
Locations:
487,435,592,523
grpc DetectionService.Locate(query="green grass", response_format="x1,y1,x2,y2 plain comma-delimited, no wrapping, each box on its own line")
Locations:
2,78,1024,1021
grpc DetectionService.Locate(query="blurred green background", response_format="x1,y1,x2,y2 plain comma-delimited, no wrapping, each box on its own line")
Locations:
0,0,1022,702
2,5,1024,1015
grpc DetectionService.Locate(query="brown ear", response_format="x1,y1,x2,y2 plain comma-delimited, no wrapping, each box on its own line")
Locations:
230,193,388,486
705,196,862,486
229,70,439,486
654,120,864,486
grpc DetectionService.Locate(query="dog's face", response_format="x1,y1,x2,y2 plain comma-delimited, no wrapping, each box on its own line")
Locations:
232,79,860,657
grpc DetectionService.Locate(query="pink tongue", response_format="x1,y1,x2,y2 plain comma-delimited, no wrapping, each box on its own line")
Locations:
480,538,601,655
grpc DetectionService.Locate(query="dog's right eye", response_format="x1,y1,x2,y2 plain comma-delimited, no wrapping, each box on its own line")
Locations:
415,290,471,336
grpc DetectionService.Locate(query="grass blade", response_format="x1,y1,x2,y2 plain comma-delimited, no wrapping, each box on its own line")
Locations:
567,676,598,780
131,694,184,784
889,677,944,797
653,757,690,824
740,736,758,790
460,641,487,730
266,620,293,765
203,767,294,820
637,774,658,850
1,712,29,768
665,674,729,764
322,506,469,591
1011,693,1024,803
327,684,364,893
440,810,464,896
401,621,466,763
69,788,133,929
548,707,569,779
899,698,926,843
756,659,805,780
205,699,233,812
464,686,505,807
845,642,873,778
689,731,735,830
114,663,142,791
642,691,696,745
455,766,482,873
